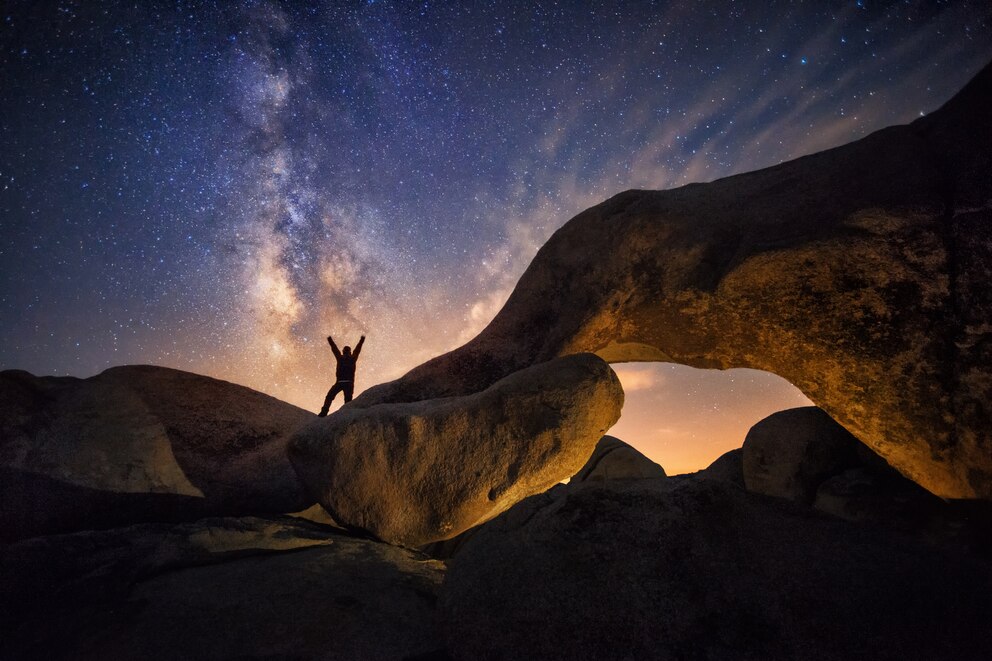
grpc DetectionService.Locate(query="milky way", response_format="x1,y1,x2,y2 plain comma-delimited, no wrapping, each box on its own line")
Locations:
2,1,991,472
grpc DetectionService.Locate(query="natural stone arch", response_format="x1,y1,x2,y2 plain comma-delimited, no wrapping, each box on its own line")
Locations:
353,62,992,499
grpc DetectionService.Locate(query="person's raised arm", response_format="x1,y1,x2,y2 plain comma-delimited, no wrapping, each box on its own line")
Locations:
353,335,366,359
327,335,341,359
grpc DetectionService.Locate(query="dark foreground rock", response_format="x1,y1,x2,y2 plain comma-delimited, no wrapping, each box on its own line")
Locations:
441,477,992,661
290,354,623,548
570,435,666,482
698,447,745,486
351,62,992,500
743,406,868,504
741,407,992,554
813,468,992,555
0,516,446,661
0,366,314,540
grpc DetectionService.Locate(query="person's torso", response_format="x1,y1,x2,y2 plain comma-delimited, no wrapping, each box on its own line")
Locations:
336,354,357,380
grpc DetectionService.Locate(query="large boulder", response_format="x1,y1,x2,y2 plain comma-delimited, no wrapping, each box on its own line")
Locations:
351,62,992,499
0,366,314,540
421,437,664,559
742,406,865,504
0,516,445,660
742,407,992,553
289,353,623,548
570,435,666,482
440,477,992,661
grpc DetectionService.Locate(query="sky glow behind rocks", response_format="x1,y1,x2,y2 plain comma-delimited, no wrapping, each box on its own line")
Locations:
2,1,990,472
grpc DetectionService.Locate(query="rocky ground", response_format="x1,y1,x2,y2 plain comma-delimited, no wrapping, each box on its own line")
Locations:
3,404,990,660
442,477,991,661
1,516,446,660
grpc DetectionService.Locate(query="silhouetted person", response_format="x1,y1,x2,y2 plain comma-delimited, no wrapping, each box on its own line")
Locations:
318,334,365,416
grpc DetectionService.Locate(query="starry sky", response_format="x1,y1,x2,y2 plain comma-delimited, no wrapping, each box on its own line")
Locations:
2,1,991,474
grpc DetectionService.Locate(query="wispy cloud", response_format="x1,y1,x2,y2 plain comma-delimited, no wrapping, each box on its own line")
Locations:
613,365,665,392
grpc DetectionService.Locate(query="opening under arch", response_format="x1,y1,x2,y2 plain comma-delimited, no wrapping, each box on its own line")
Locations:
608,363,812,475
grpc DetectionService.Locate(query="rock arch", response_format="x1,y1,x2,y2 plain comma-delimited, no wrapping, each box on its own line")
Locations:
353,62,992,500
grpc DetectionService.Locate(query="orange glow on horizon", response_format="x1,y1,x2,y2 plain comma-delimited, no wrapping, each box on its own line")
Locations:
609,363,813,475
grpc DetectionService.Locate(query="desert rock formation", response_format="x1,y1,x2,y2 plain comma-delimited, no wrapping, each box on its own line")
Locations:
741,406,991,552
0,366,313,540
743,406,867,503
290,353,623,547
441,477,992,660
0,516,445,660
352,63,992,499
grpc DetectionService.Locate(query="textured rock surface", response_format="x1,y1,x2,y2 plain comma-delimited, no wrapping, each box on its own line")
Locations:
0,366,313,540
351,63,992,499
743,406,865,504
441,477,992,661
0,516,445,661
570,435,666,482
290,354,623,548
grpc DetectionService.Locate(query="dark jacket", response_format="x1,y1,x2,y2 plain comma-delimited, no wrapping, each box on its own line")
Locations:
329,335,364,381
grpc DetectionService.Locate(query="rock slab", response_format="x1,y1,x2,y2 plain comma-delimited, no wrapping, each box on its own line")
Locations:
0,516,445,661
0,365,314,540
289,353,624,548
441,477,992,661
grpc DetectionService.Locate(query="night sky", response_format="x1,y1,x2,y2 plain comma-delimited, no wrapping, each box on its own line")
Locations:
3,1,991,473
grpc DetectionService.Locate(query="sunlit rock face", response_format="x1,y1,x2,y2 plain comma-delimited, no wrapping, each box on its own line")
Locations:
0,366,313,540
289,354,623,548
354,63,992,499
571,435,666,482
441,478,992,661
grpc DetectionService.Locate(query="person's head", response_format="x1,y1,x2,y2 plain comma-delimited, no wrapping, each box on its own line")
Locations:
343,346,352,356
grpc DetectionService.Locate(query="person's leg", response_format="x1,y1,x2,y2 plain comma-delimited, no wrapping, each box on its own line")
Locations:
318,382,345,416
343,382,355,403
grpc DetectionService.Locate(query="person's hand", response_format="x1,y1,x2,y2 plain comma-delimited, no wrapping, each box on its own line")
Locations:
361,335,366,340
327,335,333,342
